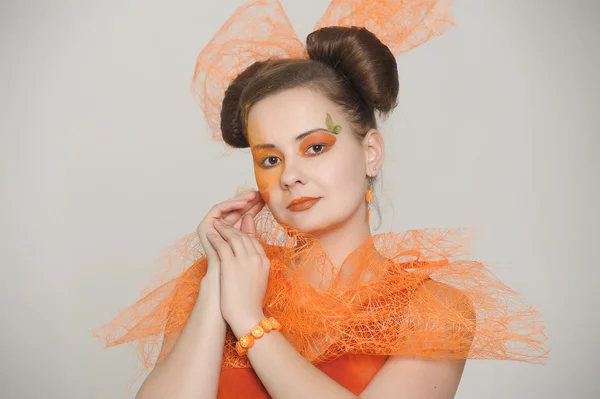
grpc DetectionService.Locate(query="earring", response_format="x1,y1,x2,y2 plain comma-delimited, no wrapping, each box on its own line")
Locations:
366,189,373,219
366,168,377,219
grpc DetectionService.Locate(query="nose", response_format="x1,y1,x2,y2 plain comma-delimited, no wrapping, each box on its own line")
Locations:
280,159,306,190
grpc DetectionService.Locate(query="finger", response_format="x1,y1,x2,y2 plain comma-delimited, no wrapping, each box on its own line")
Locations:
240,213,257,236
209,200,253,231
214,221,250,256
243,193,264,215
212,199,252,218
200,199,247,260
232,196,265,229
223,194,262,226
206,231,233,262
203,201,250,232
241,214,267,257
199,192,258,262
199,234,219,265
219,192,261,225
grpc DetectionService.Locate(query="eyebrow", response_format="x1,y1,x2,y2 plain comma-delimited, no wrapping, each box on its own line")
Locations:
251,128,332,150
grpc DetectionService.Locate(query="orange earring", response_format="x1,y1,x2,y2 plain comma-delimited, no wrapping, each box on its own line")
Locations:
367,167,376,219
366,189,373,219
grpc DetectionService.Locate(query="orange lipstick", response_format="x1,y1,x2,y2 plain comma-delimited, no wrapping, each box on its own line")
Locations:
287,197,320,212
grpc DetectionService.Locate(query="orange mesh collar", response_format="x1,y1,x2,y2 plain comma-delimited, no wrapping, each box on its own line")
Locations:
95,209,549,385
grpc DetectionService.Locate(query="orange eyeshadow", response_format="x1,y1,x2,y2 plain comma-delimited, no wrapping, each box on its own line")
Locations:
299,131,337,156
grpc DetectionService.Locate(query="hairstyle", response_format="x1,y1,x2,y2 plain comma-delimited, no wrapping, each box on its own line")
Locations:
220,26,400,148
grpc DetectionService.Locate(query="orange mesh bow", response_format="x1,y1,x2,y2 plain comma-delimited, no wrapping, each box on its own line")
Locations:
191,0,455,141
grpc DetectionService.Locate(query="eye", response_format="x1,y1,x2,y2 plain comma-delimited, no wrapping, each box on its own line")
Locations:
260,156,281,168
306,144,326,155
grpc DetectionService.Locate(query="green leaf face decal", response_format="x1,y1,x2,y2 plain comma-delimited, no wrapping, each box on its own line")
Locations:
326,113,342,135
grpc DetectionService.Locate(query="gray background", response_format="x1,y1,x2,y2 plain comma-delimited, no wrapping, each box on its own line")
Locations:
1,0,598,398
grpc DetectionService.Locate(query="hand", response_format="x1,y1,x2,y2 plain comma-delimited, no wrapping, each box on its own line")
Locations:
206,215,270,337
196,190,265,274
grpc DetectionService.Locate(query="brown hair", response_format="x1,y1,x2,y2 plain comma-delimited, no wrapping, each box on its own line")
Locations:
220,26,400,148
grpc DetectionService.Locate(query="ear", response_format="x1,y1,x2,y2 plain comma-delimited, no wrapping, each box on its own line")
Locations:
362,129,385,177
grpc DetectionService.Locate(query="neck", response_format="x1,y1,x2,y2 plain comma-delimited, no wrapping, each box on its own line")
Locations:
311,208,372,269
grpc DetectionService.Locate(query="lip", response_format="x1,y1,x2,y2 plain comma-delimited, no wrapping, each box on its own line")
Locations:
286,197,321,212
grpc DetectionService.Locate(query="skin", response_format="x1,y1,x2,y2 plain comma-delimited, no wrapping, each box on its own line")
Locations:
246,87,384,267
136,87,467,399
209,87,467,398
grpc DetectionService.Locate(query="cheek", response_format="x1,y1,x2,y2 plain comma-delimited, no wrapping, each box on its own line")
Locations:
321,151,364,196
253,167,281,204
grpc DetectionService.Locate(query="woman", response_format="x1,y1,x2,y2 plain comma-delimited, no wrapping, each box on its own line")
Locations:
96,1,548,398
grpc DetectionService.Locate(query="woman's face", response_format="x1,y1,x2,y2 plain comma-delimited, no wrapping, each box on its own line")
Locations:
246,87,374,235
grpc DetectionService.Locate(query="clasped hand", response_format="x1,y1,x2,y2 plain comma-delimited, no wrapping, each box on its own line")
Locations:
197,190,269,338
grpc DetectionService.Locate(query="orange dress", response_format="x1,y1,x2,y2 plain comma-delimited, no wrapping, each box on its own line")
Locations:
218,354,387,398
94,211,548,391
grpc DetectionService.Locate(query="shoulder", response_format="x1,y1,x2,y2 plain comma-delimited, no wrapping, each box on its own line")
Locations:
414,279,473,312
395,278,476,358
408,278,476,337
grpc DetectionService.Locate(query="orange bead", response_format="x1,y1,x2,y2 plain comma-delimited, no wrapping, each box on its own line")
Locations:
259,319,273,332
251,325,265,339
365,189,373,204
235,341,247,356
239,334,254,349
268,317,282,331
235,317,283,357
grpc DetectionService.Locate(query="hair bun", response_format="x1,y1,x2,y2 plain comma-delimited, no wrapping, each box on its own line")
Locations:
306,26,399,115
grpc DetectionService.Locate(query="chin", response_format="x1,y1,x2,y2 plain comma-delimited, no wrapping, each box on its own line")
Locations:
280,211,345,236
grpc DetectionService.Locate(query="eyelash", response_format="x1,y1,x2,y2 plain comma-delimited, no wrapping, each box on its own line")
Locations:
305,144,326,155
259,144,328,168
260,156,281,168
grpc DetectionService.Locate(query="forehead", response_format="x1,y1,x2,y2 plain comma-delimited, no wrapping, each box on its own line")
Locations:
247,87,342,144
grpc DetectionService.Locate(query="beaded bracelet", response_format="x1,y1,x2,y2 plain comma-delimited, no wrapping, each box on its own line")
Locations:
235,316,282,356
